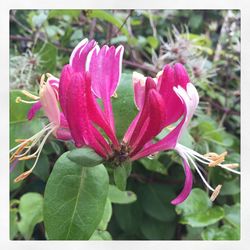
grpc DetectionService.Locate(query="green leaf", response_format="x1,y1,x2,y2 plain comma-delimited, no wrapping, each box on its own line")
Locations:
140,215,176,240
35,42,58,72
201,223,240,240
220,178,240,196
88,10,129,37
138,183,176,222
89,230,112,240
48,10,81,19
179,206,224,227
44,152,109,240
224,203,240,228
108,184,137,204
17,192,43,240
112,73,138,140
114,202,143,234
10,208,18,240
147,36,159,49
140,157,167,175
113,162,131,191
176,188,224,227
67,147,104,167
98,198,112,231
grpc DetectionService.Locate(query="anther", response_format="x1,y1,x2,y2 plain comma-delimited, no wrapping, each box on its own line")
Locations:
21,90,40,100
14,170,32,183
210,184,222,201
223,163,239,169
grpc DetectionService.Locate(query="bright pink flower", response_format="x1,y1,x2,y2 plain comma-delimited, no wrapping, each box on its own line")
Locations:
57,39,240,205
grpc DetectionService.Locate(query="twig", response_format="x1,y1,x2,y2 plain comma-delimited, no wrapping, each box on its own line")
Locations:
89,18,96,40
123,59,158,75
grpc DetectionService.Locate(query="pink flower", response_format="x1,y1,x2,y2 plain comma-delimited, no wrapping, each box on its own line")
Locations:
11,38,240,204
10,73,72,182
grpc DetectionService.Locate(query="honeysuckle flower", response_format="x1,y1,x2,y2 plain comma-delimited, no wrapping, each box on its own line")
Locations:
10,38,240,206
10,74,72,182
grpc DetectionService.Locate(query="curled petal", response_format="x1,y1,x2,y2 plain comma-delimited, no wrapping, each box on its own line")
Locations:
89,45,124,130
69,39,97,73
174,63,190,88
40,82,60,129
157,65,184,125
130,89,166,156
59,64,73,116
133,71,146,110
131,83,199,161
171,152,193,205
27,101,42,120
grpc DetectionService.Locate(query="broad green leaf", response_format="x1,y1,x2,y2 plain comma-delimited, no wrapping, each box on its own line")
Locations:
98,198,112,231
10,209,18,240
201,223,240,240
113,162,131,191
88,10,129,37
220,178,240,196
176,188,211,216
179,206,224,227
108,184,137,204
112,73,138,140
140,215,176,240
176,188,224,227
89,230,112,240
138,183,176,222
224,203,240,228
17,192,43,240
114,202,143,234
44,152,109,240
67,147,103,167
140,157,167,175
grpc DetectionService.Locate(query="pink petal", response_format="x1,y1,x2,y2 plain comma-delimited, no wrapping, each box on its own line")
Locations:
59,64,72,117
131,83,198,161
133,72,146,110
157,65,184,126
84,73,119,148
174,63,190,88
65,72,109,157
27,101,42,120
40,83,60,128
130,89,166,157
89,45,124,130
171,153,193,205
125,78,161,152
56,128,72,141
69,39,97,73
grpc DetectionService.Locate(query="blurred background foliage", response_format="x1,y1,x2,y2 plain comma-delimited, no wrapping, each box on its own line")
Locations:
10,9,240,240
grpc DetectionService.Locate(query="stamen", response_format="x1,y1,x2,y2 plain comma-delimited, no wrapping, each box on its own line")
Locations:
14,169,32,183
183,151,215,192
15,96,38,104
210,184,222,201
10,141,30,163
21,90,40,100
222,163,239,169
208,151,227,167
113,92,118,98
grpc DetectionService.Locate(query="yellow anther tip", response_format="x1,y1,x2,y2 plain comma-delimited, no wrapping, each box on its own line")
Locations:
210,184,222,202
15,97,22,103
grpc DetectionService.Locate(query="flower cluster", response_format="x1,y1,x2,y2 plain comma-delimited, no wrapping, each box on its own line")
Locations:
10,38,240,205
